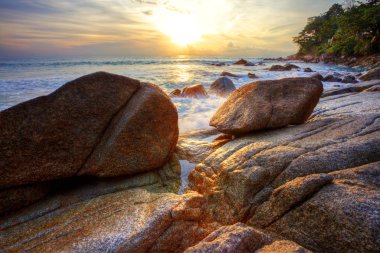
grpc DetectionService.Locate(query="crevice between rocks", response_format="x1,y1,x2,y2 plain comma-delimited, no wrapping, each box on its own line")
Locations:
75,83,142,175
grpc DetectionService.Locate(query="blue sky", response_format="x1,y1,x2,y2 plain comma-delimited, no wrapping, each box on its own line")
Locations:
0,0,345,58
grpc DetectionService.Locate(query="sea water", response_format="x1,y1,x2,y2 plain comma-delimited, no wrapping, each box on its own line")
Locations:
0,56,363,132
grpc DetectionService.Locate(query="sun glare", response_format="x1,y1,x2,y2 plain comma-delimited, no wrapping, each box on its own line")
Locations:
149,0,235,47
156,13,202,46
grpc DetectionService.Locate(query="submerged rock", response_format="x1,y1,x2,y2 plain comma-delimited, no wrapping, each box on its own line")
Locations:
304,67,313,72
210,77,323,135
181,84,208,98
360,67,380,81
323,75,342,82
221,71,239,78
211,63,226,67
248,73,258,79
209,77,236,97
0,72,178,188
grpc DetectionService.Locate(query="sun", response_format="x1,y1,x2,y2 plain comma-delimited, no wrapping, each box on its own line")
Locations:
154,13,203,46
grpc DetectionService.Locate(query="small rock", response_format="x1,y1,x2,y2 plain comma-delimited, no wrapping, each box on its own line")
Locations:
221,71,239,78
323,75,342,82
311,73,323,80
244,62,255,66
209,77,236,97
284,63,300,69
269,65,292,71
211,63,225,67
304,67,313,72
233,59,248,65
248,73,258,79
341,75,358,83
170,89,181,97
182,84,208,98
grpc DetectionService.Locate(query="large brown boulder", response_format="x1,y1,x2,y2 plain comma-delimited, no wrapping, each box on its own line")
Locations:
360,67,380,81
209,77,236,97
0,72,178,188
210,78,323,134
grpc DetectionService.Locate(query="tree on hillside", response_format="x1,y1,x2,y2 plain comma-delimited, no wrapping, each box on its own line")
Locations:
293,0,380,56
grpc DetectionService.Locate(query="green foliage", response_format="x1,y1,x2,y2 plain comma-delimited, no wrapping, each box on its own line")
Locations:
293,1,380,57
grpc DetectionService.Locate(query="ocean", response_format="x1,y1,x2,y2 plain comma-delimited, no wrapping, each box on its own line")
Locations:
0,56,363,133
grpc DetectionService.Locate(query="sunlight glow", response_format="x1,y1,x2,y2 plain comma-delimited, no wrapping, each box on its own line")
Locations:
157,13,201,46
150,0,236,47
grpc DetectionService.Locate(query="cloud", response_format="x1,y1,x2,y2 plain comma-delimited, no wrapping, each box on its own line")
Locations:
0,0,345,58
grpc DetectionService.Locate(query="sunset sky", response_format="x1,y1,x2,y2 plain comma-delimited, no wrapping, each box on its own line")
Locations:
0,0,345,58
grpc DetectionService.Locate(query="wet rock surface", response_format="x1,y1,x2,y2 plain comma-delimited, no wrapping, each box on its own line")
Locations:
181,84,208,98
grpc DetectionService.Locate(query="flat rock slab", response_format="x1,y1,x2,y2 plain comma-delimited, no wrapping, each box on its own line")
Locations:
0,188,183,253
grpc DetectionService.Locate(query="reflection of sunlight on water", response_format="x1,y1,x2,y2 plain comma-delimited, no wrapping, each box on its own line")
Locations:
173,64,192,83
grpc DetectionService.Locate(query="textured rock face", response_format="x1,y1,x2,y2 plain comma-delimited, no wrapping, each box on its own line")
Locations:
210,78,323,134
0,72,178,187
189,87,380,252
266,163,380,253
1,189,183,253
209,77,236,97
181,84,208,98
185,223,311,253
80,82,178,177
0,156,184,252
184,223,271,253
360,67,380,81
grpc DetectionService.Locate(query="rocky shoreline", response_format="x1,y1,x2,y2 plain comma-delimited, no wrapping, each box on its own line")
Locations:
1,66,380,252
268,53,380,70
